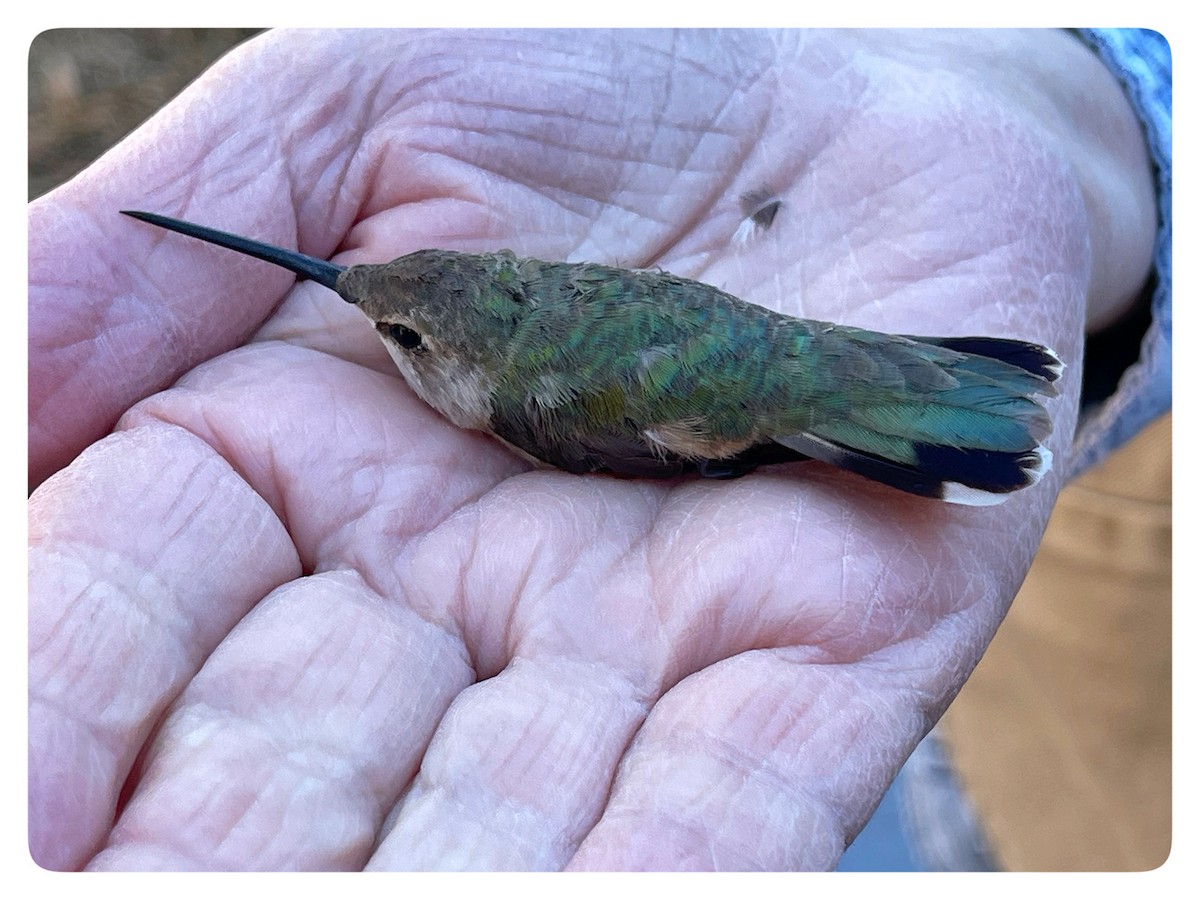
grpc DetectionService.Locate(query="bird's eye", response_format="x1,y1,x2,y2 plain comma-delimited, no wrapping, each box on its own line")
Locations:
379,322,424,351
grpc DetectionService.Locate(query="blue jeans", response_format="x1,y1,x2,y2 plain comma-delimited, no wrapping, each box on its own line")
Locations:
896,727,999,871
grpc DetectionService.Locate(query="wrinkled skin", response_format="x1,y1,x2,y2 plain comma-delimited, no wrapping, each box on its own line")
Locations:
28,29,1154,870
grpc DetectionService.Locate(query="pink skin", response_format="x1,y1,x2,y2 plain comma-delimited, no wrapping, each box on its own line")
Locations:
29,29,1154,870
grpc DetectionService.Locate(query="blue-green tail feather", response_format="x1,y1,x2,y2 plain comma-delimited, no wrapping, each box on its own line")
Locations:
772,335,1061,505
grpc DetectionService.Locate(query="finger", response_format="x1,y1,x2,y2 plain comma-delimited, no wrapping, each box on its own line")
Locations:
89,571,472,871
28,425,299,870
365,475,667,870
368,656,649,870
566,646,947,871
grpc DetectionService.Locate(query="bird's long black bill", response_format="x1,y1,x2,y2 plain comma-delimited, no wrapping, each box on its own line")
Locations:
122,210,346,291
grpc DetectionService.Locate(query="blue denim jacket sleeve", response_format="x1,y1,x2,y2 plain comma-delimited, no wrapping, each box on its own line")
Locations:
1068,29,1172,479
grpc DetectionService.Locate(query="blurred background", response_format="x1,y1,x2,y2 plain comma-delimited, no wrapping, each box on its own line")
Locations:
29,28,261,200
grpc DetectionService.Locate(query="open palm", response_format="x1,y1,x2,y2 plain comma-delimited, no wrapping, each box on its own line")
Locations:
30,29,1104,870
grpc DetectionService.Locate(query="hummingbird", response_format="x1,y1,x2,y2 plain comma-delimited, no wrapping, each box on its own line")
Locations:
122,210,1062,506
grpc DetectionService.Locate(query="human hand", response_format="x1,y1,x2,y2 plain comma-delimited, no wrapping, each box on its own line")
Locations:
28,28,1154,870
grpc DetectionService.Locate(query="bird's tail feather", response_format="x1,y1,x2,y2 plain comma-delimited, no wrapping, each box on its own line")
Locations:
773,336,1062,506
908,335,1064,389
